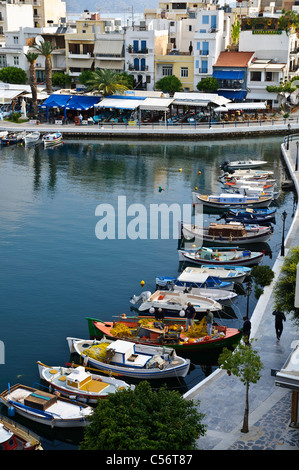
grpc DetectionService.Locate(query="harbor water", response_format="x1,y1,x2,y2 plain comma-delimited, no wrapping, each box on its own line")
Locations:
0,135,294,449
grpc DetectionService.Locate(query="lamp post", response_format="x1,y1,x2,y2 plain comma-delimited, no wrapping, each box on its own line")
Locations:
281,211,287,257
245,281,252,320
296,141,299,172
287,123,291,150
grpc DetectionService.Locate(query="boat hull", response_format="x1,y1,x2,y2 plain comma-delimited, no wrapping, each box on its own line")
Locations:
178,250,264,266
86,318,243,356
182,224,272,245
67,337,190,379
192,193,273,208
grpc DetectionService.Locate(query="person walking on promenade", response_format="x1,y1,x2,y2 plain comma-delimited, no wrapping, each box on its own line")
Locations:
242,316,251,345
272,309,286,340
185,302,196,332
206,309,213,336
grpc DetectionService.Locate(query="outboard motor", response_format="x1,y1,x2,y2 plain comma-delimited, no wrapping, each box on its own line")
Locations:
130,291,152,304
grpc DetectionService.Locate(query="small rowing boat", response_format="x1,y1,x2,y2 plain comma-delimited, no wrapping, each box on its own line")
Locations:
42,132,62,147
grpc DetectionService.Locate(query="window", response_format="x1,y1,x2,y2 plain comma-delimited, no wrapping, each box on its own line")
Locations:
211,15,217,29
133,40,138,53
162,65,173,76
13,56,19,66
265,71,272,82
0,55,6,67
196,42,200,50
181,67,188,77
202,42,209,56
202,15,209,24
201,59,208,73
251,71,261,81
188,25,192,32
13,36,18,44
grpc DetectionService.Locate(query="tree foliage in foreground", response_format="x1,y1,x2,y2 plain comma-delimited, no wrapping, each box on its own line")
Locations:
79,381,206,450
273,246,299,327
0,66,27,84
155,75,183,94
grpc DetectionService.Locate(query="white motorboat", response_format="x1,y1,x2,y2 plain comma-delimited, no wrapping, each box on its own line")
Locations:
192,192,273,208
24,131,40,145
221,160,268,170
222,169,274,179
37,362,134,404
181,221,273,245
67,337,191,380
0,384,93,428
150,284,237,305
179,266,250,284
42,132,62,147
135,289,222,317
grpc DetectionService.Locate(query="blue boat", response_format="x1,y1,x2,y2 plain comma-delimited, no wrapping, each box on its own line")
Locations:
228,208,276,217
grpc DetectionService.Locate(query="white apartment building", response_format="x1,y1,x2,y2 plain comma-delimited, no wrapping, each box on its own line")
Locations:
0,28,35,72
125,21,168,91
0,2,33,37
239,25,290,106
193,9,230,89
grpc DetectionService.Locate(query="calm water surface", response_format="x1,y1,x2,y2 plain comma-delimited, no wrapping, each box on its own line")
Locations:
0,135,294,449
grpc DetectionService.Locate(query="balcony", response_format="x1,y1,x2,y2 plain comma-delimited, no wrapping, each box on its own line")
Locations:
127,47,148,54
68,52,92,59
128,64,148,71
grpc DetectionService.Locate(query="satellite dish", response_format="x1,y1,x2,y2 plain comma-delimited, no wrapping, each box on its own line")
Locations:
35,35,44,46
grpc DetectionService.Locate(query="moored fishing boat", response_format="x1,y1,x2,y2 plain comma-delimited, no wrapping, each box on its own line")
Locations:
178,246,264,266
181,221,273,245
221,168,274,178
85,317,243,356
155,273,234,290
42,132,62,147
0,384,93,428
67,337,191,379
37,362,134,403
228,207,276,219
192,192,273,208
2,131,26,146
0,414,42,450
195,265,251,282
24,131,40,145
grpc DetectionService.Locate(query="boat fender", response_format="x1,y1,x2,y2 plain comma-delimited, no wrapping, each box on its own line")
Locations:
8,406,15,417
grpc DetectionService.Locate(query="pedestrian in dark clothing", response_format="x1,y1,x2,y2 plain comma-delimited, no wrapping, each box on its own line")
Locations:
185,302,196,331
272,309,286,340
242,316,251,345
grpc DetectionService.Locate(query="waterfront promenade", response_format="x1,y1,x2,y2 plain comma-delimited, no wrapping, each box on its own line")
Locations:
1,117,298,450
184,136,299,451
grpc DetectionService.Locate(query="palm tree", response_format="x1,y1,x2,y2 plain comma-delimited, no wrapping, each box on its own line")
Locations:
25,52,39,115
32,40,58,94
86,69,129,96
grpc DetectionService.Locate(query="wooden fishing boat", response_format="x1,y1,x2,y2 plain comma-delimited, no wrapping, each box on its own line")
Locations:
223,213,274,225
178,246,264,266
224,179,275,189
85,317,243,355
181,221,273,245
192,192,273,208
42,132,62,147
135,290,222,318
0,414,42,450
24,131,40,145
0,384,93,428
1,131,26,146
37,362,134,404
221,159,268,170
67,337,191,379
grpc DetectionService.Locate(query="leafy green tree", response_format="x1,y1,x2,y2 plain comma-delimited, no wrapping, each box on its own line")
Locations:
155,75,183,94
0,66,27,84
79,381,206,450
32,40,58,93
52,72,71,88
86,68,129,96
78,69,93,86
25,52,39,115
273,246,299,326
250,265,275,299
231,19,240,45
196,77,219,93
218,343,263,433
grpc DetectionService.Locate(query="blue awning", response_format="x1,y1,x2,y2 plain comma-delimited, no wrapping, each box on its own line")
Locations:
65,95,101,110
213,70,244,80
217,90,247,100
40,94,72,108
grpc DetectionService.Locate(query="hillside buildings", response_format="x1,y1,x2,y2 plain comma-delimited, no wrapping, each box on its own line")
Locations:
0,0,299,108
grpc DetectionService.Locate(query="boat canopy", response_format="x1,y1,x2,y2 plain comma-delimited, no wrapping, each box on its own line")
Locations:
177,271,210,283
